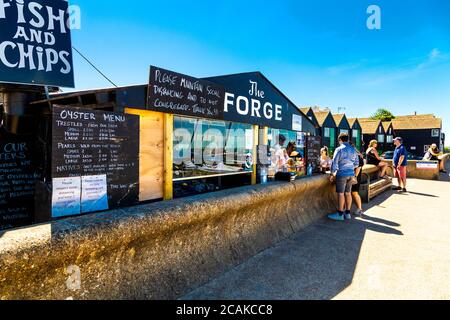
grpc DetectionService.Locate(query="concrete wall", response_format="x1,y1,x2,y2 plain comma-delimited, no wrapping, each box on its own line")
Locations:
0,176,337,300
383,160,440,181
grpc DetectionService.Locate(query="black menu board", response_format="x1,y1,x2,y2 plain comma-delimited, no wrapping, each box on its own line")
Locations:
147,66,225,119
306,136,322,173
0,135,40,230
52,106,139,216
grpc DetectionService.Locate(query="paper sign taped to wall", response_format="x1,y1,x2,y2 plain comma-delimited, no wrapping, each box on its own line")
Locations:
52,177,81,218
81,175,108,213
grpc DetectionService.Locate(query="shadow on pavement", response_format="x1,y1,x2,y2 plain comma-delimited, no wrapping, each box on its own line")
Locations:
404,191,439,198
359,214,401,227
182,191,403,300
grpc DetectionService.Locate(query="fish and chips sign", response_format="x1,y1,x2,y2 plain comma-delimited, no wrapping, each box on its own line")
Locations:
0,0,74,87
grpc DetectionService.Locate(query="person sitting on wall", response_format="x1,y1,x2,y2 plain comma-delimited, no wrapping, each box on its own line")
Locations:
423,144,449,173
366,140,389,179
320,146,332,174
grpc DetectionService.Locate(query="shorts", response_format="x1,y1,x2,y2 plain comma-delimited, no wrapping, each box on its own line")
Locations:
394,166,407,179
336,176,353,194
351,178,361,193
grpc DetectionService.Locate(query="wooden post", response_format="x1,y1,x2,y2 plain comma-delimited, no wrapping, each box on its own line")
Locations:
163,113,174,200
261,126,269,145
252,125,259,185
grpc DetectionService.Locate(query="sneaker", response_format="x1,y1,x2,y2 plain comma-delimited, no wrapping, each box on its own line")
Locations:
392,186,402,191
355,210,364,217
345,213,352,220
401,188,407,193
328,212,345,221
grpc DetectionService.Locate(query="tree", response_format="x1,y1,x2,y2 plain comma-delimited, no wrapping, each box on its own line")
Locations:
370,108,396,122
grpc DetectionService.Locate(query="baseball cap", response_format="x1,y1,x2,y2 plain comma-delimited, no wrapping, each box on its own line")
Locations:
393,137,403,143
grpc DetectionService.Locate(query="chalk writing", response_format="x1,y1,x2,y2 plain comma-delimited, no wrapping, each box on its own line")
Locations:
52,106,139,209
148,66,224,119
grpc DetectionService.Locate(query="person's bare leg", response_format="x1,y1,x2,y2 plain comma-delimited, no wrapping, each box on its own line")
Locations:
338,193,345,212
402,177,407,189
380,163,387,177
352,192,362,211
345,192,353,211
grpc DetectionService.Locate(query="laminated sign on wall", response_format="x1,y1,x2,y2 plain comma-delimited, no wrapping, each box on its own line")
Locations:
52,177,81,218
81,175,108,213
0,0,74,87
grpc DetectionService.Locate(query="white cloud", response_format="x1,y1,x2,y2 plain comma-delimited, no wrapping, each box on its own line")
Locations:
359,49,450,87
429,48,441,59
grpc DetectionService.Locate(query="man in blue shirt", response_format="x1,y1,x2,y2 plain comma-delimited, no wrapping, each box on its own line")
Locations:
393,137,408,193
328,133,360,221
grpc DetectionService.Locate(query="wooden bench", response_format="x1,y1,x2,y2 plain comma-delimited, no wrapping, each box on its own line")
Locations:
359,164,393,203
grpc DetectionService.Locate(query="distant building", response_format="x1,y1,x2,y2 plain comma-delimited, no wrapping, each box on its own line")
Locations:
333,114,351,138
301,108,338,153
382,122,395,151
391,114,444,156
347,118,363,151
359,119,386,152
300,107,321,137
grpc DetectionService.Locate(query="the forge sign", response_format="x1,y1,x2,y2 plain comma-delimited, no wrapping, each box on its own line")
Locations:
0,0,74,88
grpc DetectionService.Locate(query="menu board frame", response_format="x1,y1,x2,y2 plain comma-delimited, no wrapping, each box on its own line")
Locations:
51,105,140,217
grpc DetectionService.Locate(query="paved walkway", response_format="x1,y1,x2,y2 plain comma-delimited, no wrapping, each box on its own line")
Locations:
182,175,450,300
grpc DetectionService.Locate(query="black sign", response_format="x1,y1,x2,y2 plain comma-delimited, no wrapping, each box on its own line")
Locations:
0,0,74,87
147,66,225,119
306,135,322,173
204,72,316,133
52,106,139,211
0,135,40,230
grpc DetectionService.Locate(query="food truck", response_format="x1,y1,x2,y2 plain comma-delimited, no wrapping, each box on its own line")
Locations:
1,65,320,231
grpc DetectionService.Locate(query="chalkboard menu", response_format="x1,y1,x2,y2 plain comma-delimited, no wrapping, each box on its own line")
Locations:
306,136,322,173
147,66,225,119
0,135,40,230
51,106,139,217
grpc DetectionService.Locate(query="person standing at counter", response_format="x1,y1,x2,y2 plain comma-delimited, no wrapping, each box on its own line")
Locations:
328,133,360,222
320,147,332,174
271,134,287,172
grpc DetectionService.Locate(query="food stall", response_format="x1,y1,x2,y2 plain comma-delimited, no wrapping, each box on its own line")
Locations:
1,66,318,229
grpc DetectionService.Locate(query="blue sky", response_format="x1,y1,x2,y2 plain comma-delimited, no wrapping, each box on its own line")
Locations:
69,0,450,145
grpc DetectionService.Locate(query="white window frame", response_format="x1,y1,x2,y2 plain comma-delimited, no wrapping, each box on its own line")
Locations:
324,127,330,138
431,129,440,137
386,135,394,143
377,134,385,143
